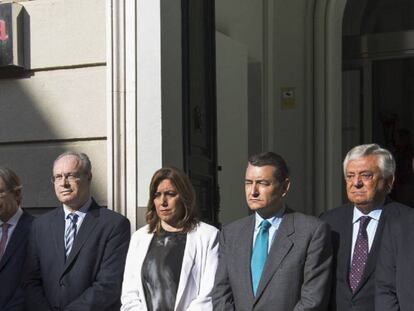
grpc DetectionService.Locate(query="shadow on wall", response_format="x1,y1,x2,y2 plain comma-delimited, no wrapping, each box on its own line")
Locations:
0,5,107,216
0,76,107,217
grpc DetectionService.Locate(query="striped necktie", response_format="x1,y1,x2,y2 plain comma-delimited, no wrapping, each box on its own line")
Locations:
251,220,271,295
65,213,79,259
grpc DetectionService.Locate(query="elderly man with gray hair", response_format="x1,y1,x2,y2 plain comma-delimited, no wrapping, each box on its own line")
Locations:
24,151,130,311
321,143,411,311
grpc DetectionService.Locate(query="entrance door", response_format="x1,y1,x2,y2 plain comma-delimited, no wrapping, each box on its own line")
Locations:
181,0,220,226
342,0,414,206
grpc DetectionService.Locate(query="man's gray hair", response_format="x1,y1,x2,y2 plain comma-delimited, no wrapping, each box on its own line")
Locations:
343,144,395,178
53,151,92,176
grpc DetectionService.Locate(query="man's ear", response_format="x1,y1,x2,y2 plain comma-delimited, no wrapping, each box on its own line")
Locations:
281,178,290,197
385,175,395,194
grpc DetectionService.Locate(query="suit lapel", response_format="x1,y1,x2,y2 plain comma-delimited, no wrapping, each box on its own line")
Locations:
241,216,256,303
50,207,66,269
62,203,100,273
175,229,196,310
0,212,32,270
340,206,354,295
254,210,294,303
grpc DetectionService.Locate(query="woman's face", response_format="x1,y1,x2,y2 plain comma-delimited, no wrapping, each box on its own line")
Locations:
153,179,184,231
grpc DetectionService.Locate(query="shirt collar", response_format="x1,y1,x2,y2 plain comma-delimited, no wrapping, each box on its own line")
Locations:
255,204,286,229
352,205,382,224
63,197,92,218
0,207,23,226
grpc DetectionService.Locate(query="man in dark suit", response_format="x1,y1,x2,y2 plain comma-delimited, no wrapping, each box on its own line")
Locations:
376,209,414,311
0,167,33,311
213,152,332,310
23,151,130,311
321,143,410,311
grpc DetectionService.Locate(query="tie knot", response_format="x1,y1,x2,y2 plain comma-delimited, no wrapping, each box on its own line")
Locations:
359,216,371,229
260,220,271,231
67,213,79,224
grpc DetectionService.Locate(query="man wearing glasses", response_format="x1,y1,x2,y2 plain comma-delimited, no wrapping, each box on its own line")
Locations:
321,144,410,311
0,167,33,311
24,151,130,311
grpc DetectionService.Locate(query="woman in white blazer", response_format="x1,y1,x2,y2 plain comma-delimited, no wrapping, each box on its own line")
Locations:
121,167,219,311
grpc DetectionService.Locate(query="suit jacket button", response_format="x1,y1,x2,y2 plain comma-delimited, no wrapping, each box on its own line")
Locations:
59,281,65,287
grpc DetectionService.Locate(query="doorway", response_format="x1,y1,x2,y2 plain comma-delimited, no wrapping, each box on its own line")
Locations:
342,0,414,206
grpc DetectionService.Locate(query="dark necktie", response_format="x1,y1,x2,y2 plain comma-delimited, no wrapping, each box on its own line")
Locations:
65,213,79,258
349,216,371,292
251,220,271,295
0,223,10,260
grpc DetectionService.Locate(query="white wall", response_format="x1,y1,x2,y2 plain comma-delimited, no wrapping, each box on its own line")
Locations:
23,0,105,69
272,1,313,213
215,1,263,63
0,0,107,210
216,32,249,225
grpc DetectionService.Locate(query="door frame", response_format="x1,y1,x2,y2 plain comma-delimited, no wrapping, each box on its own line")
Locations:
313,0,348,212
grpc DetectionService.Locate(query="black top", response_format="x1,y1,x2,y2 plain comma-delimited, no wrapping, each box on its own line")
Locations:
141,229,187,311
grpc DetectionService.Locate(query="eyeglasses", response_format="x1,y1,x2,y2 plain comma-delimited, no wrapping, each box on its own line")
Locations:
345,172,375,183
51,172,82,184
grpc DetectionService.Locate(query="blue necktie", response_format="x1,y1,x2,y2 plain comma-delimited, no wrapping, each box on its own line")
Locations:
251,220,271,295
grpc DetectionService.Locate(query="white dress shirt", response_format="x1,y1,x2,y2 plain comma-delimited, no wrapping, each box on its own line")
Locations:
63,197,92,239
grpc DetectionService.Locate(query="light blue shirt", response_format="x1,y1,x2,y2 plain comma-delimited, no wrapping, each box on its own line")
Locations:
0,207,23,251
350,206,382,262
253,205,286,253
63,197,92,240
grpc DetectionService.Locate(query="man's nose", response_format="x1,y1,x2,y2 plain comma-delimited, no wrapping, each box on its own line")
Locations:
59,176,70,186
352,177,363,188
251,183,259,197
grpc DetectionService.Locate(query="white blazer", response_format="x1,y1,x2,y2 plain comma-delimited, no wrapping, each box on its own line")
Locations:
121,222,219,311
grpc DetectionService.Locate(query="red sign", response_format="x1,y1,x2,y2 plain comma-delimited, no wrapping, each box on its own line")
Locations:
0,2,25,68
0,19,9,41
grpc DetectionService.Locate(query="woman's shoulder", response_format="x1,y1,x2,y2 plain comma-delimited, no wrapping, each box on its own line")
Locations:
193,221,219,237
